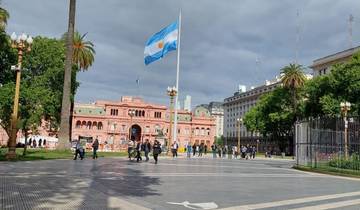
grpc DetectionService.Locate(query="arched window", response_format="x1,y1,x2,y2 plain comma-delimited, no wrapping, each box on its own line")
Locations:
81,121,86,129
92,122,97,130
98,122,103,130
142,110,145,117
206,128,210,136
87,121,92,130
135,110,139,117
75,121,81,128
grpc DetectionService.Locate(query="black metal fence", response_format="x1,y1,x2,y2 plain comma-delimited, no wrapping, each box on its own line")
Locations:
295,117,360,172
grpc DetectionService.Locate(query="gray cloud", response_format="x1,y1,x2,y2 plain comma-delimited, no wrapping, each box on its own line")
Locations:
3,0,360,107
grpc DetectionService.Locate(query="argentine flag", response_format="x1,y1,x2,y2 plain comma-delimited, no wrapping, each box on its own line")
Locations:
144,21,178,65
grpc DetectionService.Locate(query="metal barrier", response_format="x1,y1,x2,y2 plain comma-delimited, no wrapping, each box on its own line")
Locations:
295,117,360,172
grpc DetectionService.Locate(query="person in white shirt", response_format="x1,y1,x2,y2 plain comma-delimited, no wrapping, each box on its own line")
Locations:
172,141,179,158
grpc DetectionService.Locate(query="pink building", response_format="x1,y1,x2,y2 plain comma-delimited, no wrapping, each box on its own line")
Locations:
72,96,216,151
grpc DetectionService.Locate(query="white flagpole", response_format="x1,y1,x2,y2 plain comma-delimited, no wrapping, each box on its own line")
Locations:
173,10,181,145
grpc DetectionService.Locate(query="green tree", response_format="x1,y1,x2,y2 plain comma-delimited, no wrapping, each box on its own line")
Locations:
281,63,306,115
71,31,95,70
0,36,79,152
0,5,9,31
244,88,294,152
302,52,360,117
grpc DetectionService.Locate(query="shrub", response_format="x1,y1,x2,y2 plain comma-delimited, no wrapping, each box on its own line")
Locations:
329,153,360,170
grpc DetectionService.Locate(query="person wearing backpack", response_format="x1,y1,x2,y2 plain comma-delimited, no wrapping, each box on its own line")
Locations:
92,138,99,159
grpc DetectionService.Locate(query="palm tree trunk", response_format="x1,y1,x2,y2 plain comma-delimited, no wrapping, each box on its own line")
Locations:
57,0,76,150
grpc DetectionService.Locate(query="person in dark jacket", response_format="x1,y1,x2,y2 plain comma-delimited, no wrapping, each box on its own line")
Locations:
192,143,197,156
152,140,162,164
92,138,99,159
143,139,151,161
135,140,142,162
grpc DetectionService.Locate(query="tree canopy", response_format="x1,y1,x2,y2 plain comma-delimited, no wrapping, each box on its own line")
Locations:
0,36,78,137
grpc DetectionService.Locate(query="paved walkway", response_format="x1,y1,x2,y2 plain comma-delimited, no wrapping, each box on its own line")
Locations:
1,157,360,210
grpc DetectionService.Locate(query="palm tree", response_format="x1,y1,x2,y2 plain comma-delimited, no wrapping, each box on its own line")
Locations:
64,31,95,142
0,6,9,31
57,0,76,149
72,32,95,70
280,63,306,114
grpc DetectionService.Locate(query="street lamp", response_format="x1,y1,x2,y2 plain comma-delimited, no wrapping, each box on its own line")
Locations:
237,118,243,155
167,86,177,154
128,109,135,141
6,32,33,159
340,101,351,160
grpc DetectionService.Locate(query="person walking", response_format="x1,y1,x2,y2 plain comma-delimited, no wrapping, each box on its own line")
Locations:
252,145,256,159
127,139,135,160
73,140,84,160
172,141,179,158
92,138,99,159
192,143,197,157
241,145,246,159
152,140,162,164
211,144,217,158
223,145,227,158
198,143,204,157
135,140,142,162
246,144,251,160
233,145,237,159
186,144,192,158
204,145,208,155
144,139,151,161
218,146,222,158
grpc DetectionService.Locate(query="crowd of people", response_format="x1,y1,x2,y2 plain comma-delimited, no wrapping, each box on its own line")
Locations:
72,138,259,162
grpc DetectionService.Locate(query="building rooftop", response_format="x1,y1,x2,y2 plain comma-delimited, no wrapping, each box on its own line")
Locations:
310,46,360,68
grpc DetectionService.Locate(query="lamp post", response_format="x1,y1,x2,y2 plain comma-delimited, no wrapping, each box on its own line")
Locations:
128,109,135,141
167,86,177,154
237,118,242,155
340,101,351,160
6,32,33,159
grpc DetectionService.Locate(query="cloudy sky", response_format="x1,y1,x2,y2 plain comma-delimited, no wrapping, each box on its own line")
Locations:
3,0,360,107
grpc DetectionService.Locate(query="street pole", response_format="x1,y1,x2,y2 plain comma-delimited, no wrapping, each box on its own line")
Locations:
168,95,174,155
6,33,32,160
237,118,242,155
128,109,135,140
340,101,351,160
344,113,348,160
167,86,177,155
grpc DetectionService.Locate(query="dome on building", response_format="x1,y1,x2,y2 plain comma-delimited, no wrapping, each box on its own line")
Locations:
193,106,211,117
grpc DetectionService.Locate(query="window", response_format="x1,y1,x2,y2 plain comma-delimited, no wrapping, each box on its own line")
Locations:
110,109,118,116
145,126,150,133
122,125,126,132
154,112,162,118
75,121,81,128
97,122,103,130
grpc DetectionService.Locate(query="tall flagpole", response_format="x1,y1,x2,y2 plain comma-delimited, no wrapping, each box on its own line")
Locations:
173,10,181,145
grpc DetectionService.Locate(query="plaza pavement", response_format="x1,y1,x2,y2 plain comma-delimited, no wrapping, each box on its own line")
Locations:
1,155,360,210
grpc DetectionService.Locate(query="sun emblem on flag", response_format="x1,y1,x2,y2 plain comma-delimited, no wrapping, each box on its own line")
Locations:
158,41,164,49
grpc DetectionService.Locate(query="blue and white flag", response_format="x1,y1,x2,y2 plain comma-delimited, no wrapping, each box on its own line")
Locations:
144,21,178,65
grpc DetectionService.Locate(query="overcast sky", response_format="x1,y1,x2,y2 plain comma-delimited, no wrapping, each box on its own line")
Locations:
3,0,360,107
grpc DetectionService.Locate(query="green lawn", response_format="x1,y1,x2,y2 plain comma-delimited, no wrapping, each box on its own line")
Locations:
0,148,127,161
294,165,360,178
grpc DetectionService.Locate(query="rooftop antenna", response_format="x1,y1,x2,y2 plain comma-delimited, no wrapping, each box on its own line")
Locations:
295,9,300,64
348,14,354,49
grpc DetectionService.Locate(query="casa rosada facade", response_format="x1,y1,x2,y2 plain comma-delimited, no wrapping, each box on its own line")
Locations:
72,96,216,151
